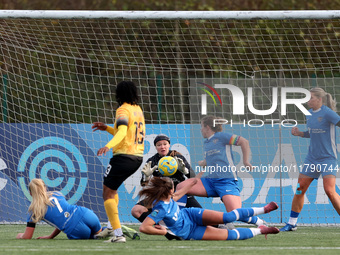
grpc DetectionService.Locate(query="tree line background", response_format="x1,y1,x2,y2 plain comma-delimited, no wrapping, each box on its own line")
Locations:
0,1,340,124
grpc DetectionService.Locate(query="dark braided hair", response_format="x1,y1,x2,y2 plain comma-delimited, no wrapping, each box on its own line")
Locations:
116,81,139,106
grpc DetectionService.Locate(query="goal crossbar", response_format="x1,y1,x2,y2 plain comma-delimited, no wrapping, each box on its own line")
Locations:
0,10,339,20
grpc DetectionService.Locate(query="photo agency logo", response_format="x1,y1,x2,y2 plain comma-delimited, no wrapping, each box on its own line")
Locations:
198,81,311,127
198,82,223,110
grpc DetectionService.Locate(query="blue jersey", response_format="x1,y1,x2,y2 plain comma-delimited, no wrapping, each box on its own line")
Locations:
148,199,204,240
27,193,82,236
204,132,240,179
305,105,340,161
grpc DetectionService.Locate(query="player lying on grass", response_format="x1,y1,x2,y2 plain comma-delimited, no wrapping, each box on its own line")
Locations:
17,178,104,240
139,176,280,240
130,134,204,240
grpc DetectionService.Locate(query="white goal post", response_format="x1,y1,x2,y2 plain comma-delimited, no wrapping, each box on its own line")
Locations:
0,10,340,19
1,10,340,225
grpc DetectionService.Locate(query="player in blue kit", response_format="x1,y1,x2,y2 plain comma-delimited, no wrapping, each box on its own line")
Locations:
176,115,266,226
130,134,203,240
281,87,340,231
139,176,279,240
16,179,103,239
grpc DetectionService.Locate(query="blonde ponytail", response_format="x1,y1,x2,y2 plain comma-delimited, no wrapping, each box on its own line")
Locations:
310,87,337,111
325,93,337,112
28,179,53,223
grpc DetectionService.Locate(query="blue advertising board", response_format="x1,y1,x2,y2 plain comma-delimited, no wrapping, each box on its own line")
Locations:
1,123,340,224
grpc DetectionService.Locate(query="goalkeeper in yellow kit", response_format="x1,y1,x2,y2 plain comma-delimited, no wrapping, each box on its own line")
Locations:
92,81,145,243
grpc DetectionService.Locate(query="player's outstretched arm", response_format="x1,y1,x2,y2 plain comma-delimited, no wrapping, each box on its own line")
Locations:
99,125,127,156
237,137,252,169
139,217,167,236
16,226,35,239
91,122,107,132
37,228,61,239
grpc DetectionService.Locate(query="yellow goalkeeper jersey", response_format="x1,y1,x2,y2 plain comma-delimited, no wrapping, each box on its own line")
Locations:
106,103,145,157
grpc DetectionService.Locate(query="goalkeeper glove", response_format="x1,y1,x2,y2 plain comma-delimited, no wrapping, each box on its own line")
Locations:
140,173,151,187
174,156,189,175
141,161,158,177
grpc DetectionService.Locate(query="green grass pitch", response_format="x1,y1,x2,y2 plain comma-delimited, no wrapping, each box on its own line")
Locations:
1,225,340,255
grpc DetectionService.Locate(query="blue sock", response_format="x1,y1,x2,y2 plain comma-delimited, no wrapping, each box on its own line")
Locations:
290,211,299,218
223,211,237,223
288,210,299,225
226,228,254,240
223,208,255,223
243,216,259,224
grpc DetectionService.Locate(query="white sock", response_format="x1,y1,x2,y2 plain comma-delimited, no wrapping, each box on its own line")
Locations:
114,228,123,237
107,221,112,229
250,228,261,236
288,217,298,225
252,207,265,215
255,218,264,226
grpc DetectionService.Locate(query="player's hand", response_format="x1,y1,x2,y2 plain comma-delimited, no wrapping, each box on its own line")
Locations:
243,162,253,171
97,146,110,156
174,157,189,175
198,160,206,167
92,122,107,132
142,161,157,177
154,224,168,235
140,173,151,187
16,233,24,239
291,127,300,136
36,235,53,239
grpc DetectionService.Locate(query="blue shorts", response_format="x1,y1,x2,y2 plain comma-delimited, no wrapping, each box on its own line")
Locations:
67,207,102,239
300,158,338,179
182,208,207,240
201,178,240,198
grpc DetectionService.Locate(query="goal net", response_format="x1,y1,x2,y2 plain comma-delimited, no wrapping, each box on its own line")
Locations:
1,10,340,225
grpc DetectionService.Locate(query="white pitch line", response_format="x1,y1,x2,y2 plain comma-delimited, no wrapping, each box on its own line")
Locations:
4,246,340,252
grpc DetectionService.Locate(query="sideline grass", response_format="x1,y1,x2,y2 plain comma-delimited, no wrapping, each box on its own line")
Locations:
1,225,340,255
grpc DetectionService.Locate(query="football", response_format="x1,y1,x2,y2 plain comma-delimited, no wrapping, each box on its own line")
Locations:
158,156,178,176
